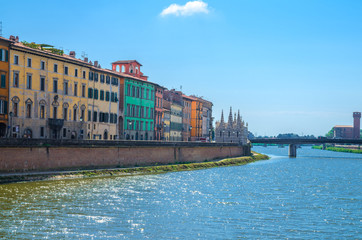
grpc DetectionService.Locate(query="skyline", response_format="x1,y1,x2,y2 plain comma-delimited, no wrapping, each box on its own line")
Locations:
1,0,362,136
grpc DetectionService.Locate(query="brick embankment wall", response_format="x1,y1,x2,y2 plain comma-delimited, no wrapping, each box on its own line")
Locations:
0,139,250,173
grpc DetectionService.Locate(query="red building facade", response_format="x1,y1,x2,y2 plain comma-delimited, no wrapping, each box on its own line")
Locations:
154,84,165,140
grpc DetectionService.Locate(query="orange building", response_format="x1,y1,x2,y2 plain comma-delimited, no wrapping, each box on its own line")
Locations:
189,96,203,141
0,37,11,137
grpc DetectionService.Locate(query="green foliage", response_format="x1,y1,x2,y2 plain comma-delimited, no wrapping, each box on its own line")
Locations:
21,40,63,55
313,145,362,154
325,128,334,138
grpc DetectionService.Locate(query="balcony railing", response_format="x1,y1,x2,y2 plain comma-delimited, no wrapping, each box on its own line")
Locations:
48,118,64,130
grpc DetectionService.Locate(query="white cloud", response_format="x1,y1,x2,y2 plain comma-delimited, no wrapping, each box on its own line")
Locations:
160,1,209,17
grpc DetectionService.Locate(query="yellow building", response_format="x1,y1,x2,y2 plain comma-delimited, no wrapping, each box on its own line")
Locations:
9,37,90,139
87,64,119,140
0,37,11,137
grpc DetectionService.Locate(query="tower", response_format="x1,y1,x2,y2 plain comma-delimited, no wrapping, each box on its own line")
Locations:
353,112,361,139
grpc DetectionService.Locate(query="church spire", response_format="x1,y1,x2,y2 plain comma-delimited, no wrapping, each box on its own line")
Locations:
228,106,233,126
220,110,225,124
237,110,242,127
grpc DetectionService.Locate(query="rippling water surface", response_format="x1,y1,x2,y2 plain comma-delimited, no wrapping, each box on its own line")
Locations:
0,146,361,239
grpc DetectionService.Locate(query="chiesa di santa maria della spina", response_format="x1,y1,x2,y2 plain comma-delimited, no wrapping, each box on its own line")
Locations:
215,107,248,145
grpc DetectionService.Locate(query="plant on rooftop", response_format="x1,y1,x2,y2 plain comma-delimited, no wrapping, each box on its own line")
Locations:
21,41,64,56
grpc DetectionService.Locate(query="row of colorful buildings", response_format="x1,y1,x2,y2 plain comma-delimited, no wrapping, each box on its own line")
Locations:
0,35,213,141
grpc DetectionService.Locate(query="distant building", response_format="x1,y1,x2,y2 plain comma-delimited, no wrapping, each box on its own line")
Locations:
215,107,248,144
333,112,361,139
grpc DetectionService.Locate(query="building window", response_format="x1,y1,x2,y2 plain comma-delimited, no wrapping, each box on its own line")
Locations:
26,74,32,89
89,71,94,80
40,105,45,119
26,104,32,118
105,91,110,101
100,74,105,83
40,76,45,91
53,106,57,119
100,90,104,100
146,89,149,99
0,74,5,88
93,111,97,122
94,89,98,100
127,85,131,96
83,70,86,79
74,82,78,96
73,108,77,121
111,92,115,102
27,58,32,67
13,102,18,117
88,110,91,121
82,84,86,97
0,100,7,114
14,55,19,65
106,75,110,84
64,66,68,75
40,127,44,137
63,128,67,138
40,61,45,70
63,107,68,120
53,79,58,93
94,73,98,82
64,81,68,95
141,88,144,99
88,88,93,98
81,109,85,121
13,72,19,87
54,64,58,73
75,69,78,77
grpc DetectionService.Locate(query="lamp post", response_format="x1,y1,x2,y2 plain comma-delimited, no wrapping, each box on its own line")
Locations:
189,126,192,141
8,112,13,138
129,120,132,140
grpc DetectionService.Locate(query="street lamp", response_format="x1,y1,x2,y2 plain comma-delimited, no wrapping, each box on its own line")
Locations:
8,112,13,138
189,126,192,141
129,121,132,140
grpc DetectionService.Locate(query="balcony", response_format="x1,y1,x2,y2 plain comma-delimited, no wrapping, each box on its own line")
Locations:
48,118,64,130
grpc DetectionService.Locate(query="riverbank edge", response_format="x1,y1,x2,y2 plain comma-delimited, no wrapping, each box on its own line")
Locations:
0,152,269,184
312,145,362,154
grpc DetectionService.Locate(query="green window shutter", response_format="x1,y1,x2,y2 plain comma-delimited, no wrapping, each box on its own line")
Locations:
106,91,110,101
88,88,93,98
1,75,5,88
111,92,115,102
94,89,98,99
0,50,2,61
4,101,8,114
5,50,8,62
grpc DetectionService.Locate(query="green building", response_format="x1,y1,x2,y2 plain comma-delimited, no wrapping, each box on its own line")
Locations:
112,60,155,140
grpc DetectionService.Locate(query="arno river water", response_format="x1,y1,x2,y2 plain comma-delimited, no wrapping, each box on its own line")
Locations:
0,146,361,239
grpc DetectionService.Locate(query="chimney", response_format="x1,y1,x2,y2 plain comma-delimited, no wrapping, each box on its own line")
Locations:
89,61,93,65
15,36,19,42
9,35,15,41
84,57,88,63
69,51,76,58
94,61,98,67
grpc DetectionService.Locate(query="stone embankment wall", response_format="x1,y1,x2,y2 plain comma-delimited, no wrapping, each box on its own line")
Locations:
0,139,251,173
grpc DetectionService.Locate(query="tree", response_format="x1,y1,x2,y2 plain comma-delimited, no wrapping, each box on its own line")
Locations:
325,128,334,138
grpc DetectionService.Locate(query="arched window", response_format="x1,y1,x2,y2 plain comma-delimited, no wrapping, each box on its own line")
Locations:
121,65,125,73
116,65,120,72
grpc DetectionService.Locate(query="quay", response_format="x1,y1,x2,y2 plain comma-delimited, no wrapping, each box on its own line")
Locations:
0,138,251,174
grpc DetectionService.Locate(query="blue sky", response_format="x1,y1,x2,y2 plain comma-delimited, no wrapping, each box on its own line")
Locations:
2,0,362,136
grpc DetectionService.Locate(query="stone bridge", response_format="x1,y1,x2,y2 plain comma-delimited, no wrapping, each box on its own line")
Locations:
250,138,362,157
